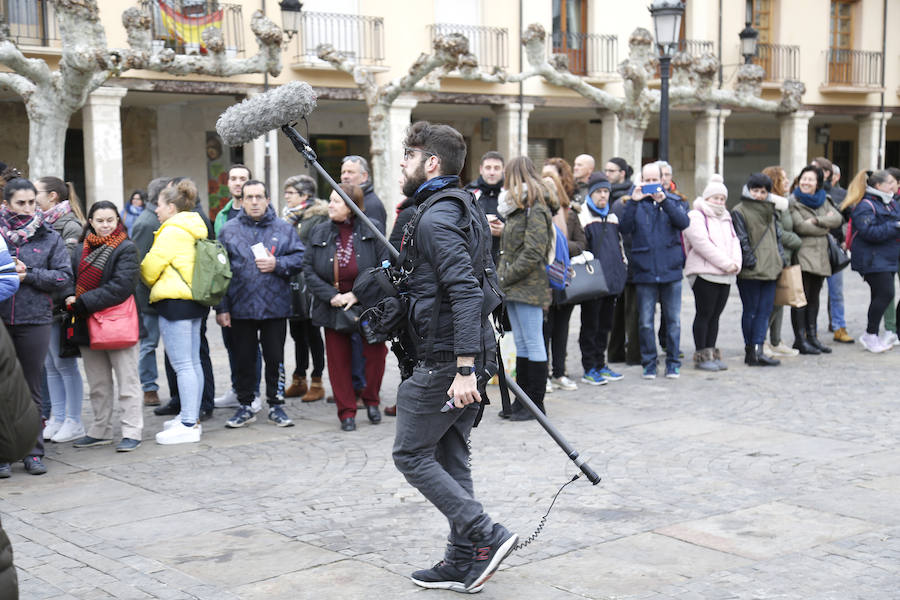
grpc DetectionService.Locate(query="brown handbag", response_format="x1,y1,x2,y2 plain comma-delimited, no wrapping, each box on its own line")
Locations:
774,265,807,308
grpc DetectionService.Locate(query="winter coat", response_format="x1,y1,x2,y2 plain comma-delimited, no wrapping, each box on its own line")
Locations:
219,206,305,320
849,192,900,275
304,218,391,330
389,198,415,252
140,210,208,304
50,210,83,254
361,183,387,234
731,191,785,281
498,198,553,308
581,210,628,296
70,240,140,346
0,237,19,302
771,194,802,263
565,206,587,257
121,203,144,236
0,225,72,326
213,198,236,237
284,200,329,247
465,177,504,262
619,194,690,284
682,199,742,279
130,203,161,314
789,196,843,277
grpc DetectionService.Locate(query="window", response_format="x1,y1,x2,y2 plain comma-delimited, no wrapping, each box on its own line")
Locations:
552,0,588,75
828,0,854,82
752,0,772,45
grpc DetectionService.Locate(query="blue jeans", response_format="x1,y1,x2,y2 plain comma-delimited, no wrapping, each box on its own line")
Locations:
159,316,203,425
827,270,846,329
636,281,682,369
506,301,547,361
737,279,777,345
44,323,84,423
139,311,160,392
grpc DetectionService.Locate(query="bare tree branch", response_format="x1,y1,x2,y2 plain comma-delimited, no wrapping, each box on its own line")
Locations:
0,71,36,97
0,41,54,85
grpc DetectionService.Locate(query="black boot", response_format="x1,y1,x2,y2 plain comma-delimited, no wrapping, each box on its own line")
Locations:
510,360,545,421
500,357,528,419
806,327,832,354
755,344,780,366
791,309,819,355
744,344,760,366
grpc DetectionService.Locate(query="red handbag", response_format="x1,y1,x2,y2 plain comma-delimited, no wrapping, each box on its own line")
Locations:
88,295,139,350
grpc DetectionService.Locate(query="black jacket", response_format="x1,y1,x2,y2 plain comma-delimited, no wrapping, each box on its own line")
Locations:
70,240,140,345
465,176,504,263
361,183,387,234
390,198,416,252
303,218,391,330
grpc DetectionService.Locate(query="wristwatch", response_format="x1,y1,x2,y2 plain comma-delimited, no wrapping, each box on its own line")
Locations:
457,366,475,377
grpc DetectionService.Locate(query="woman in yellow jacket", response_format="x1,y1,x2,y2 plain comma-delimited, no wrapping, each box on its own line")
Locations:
140,179,208,445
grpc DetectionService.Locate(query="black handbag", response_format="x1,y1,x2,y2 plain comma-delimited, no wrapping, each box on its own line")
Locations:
59,313,81,358
289,272,310,320
826,233,850,273
560,259,611,304
332,304,363,334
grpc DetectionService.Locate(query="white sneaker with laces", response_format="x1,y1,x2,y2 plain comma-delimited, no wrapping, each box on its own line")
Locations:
880,332,899,348
545,378,554,393
155,421,201,445
762,342,775,358
51,419,85,443
859,333,889,353
214,389,239,408
772,342,800,356
551,375,578,391
43,418,64,441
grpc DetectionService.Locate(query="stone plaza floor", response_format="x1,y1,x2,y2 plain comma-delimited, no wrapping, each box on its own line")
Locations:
2,272,899,599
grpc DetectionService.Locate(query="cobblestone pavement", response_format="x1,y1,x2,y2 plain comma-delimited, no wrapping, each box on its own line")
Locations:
3,274,899,599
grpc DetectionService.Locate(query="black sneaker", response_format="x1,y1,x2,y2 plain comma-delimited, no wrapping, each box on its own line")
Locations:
23,456,47,475
464,524,518,591
410,560,470,592
226,406,256,428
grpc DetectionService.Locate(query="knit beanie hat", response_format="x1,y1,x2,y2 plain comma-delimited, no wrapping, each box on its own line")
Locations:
745,172,773,192
702,174,728,201
587,172,611,196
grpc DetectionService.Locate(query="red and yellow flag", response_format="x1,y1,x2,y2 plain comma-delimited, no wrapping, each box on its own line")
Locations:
157,0,223,47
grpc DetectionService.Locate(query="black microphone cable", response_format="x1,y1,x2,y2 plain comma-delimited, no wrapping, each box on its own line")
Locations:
514,473,582,550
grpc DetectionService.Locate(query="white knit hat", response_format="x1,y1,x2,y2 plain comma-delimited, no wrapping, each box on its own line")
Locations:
702,174,728,201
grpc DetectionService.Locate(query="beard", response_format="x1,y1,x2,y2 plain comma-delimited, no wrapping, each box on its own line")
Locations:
401,160,427,198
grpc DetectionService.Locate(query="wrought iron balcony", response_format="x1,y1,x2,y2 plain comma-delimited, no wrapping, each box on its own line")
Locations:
754,43,799,82
551,31,617,77
676,38,714,57
825,48,883,87
293,12,384,66
138,0,245,56
0,0,60,47
428,23,508,71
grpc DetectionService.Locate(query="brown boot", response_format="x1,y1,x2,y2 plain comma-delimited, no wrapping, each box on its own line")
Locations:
301,377,325,402
143,390,160,406
284,375,307,398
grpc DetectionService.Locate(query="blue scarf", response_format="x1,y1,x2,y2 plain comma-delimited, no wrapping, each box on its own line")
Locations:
793,188,826,209
414,175,460,198
586,197,609,217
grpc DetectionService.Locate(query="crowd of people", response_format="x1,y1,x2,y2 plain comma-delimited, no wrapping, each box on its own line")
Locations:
0,148,898,475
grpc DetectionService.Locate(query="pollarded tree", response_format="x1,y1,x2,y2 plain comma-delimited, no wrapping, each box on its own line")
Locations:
0,0,283,179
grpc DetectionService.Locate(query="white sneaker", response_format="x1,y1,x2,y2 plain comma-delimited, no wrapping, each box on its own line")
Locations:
214,389,239,408
771,342,800,357
51,419,85,443
155,421,201,445
43,418,64,440
859,333,889,353
880,332,899,348
551,375,578,391
250,395,262,413
164,417,202,432
762,342,776,358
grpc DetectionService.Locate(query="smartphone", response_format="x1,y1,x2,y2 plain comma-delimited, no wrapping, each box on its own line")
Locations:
641,183,663,195
486,213,499,223
250,242,267,260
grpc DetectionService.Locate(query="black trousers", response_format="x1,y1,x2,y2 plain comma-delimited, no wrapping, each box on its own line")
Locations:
289,318,325,379
579,295,616,372
864,272,896,334
8,323,51,458
164,312,214,413
608,283,639,363
231,318,287,406
792,272,825,332
543,303,575,378
691,278,731,349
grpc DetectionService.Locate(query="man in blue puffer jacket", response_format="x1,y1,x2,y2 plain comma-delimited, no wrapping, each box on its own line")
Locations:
216,180,305,429
619,162,690,379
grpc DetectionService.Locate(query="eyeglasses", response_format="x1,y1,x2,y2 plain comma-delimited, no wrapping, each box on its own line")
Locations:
342,155,364,164
403,147,437,161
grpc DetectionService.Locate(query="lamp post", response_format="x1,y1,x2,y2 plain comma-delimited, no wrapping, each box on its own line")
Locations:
649,0,684,162
739,0,759,65
279,0,303,42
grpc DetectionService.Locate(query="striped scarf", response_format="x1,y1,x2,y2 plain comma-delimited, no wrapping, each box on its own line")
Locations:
0,206,44,246
76,223,127,296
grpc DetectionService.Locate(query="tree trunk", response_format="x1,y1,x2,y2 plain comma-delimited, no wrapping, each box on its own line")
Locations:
368,102,391,214
617,117,647,175
26,93,72,180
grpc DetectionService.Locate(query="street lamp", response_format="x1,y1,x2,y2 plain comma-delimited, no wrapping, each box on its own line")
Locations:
279,0,303,42
649,0,684,162
739,22,759,65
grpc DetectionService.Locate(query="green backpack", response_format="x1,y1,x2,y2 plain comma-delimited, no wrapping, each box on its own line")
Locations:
174,238,232,307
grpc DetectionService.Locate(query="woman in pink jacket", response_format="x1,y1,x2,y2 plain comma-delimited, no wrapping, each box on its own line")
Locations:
683,175,742,371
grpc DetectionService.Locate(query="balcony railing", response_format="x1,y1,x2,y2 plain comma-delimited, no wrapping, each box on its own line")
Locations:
677,38,714,57
139,1,245,56
429,23,508,71
754,43,799,82
825,48,883,87
0,0,60,47
293,12,384,66
551,31,618,77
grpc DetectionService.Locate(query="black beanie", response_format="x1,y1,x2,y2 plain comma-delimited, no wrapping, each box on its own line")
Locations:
608,157,632,179
746,172,772,192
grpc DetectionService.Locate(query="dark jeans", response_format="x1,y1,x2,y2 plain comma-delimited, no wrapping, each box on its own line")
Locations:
543,303,575,378
636,281,682,369
164,312,214,413
230,318,287,406
222,322,262,394
8,323,51,458
350,333,366,391
608,283,640,363
324,328,387,421
791,272,825,333
691,278,731,349
289,318,325,379
737,278,776,345
579,295,616,372
392,361,494,557
864,272,896,334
